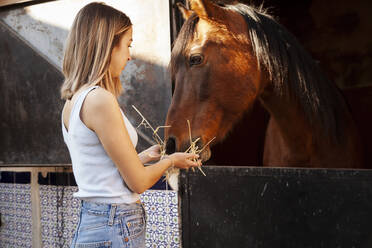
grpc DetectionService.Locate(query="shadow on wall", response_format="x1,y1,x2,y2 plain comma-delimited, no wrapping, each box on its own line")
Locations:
211,0,372,89
0,15,171,164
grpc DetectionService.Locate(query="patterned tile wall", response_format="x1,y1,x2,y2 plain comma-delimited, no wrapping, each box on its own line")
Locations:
142,190,180,248
0,183,32,248
39,186,180,248
39,185,80,248
0,170,180,248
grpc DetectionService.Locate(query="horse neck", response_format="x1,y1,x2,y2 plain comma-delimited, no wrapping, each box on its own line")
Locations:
258,86,316,162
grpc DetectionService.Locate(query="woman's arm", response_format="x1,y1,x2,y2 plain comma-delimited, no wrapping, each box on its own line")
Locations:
81,88,199,194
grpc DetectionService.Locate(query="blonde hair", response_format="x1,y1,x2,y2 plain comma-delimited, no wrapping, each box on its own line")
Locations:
61,2,132,100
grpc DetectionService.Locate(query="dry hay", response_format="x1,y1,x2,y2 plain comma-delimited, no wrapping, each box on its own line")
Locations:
132,105,176,188
132,105,215,189
185,120,215,177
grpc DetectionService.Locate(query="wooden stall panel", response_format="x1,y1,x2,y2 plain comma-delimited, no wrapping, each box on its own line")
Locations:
180,166,372,248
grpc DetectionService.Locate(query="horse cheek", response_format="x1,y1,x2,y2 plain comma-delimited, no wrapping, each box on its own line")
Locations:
197,67,211,101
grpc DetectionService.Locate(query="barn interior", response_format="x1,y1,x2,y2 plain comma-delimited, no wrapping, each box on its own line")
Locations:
202,0,372,168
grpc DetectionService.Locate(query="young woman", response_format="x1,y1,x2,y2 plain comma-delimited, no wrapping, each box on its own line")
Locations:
61,3,201,248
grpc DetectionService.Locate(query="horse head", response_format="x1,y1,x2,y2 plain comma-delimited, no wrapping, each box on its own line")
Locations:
165,0,266,161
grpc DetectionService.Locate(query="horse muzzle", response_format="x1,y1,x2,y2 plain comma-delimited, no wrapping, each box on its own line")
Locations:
165,136,212,162
199,146,212,162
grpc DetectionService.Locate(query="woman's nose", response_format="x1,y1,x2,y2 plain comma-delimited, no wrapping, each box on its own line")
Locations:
128,56,131,61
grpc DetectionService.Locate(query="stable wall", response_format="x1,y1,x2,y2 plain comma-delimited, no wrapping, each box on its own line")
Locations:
180,166,372,248
0,0,172,164
0,1,180,247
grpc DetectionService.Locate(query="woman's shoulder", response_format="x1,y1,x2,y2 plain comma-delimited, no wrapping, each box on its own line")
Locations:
84,87,118,111
81,87,121,131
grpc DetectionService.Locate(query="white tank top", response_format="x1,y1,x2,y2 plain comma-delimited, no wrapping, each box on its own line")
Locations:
61,86,139,204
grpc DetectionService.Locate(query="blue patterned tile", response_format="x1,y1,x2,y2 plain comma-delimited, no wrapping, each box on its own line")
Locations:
0,183,32,248
37,186,180,248
39,185,80,248
141,190,180,248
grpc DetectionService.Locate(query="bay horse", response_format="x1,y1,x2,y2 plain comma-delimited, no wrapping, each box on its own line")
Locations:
165,0,363,168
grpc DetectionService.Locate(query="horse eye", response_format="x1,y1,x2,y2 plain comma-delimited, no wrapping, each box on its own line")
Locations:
189,54,203,66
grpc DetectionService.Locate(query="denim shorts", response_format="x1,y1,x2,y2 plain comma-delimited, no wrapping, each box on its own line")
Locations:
70,200,146,248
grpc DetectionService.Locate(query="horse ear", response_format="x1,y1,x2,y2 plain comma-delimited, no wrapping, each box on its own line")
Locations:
189,0,224,20
176,2,193,20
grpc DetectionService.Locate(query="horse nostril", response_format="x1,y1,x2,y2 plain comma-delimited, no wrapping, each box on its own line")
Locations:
165,137,176,154
196,139,203,150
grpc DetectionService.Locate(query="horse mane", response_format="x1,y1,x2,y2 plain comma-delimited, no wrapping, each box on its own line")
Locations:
170,3,349,143
170,13,199,82
224,3,349,143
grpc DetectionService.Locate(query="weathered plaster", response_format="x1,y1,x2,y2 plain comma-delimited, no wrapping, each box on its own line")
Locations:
0,0,172,158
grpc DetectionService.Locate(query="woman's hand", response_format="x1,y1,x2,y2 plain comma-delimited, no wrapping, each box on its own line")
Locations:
139,144,161,163
164,152,202,169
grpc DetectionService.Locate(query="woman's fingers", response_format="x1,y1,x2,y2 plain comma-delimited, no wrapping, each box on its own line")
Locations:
147,151,160,158
186,153,199,160
184,154,200,168
150,144,161,152
186,158,202,167
169,152,202,169
146,144,161,158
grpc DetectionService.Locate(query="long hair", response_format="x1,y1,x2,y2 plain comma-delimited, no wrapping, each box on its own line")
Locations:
61,2,132,100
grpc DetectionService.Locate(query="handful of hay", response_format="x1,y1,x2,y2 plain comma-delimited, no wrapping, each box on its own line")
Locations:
185,120,215,177
132,105,169,157
132,105,215,189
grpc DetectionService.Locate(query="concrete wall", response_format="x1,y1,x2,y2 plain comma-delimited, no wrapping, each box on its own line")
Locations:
0,0,172,164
